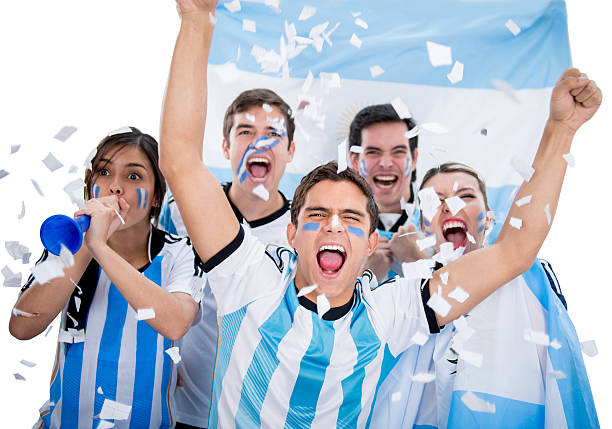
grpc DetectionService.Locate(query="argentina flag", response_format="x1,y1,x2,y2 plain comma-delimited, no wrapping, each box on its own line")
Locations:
202,0,598,428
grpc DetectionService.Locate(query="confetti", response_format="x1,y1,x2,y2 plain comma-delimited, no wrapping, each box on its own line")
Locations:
349,145,363,154
0,170,9,180
5,241,31,263
58,328,85,344
402,258,435,280
426,41,452,67
74,296,81,312
400,197,410,213
550,339,562,350
97,421,115,429
319,72,341,89
317,294,330,318
20,359,36,368
416,235,437,251
515,195,532,207
2,266,22,287
31,258,65,284
581,340,598,357
391,391,402,402
447,61,464,84
42,152,63,172
448,286,469,303
411,331,429,346
136,308,156,321
337,139,348,172
421,122,449,134
209,11,218,25
354,18,368,29
245,113,255,123
440,271,449,285
390,97,412,119
452,181,459,192
418,187,441,222
114,208,125,225
480,128,488,136
411,372,436,383
509,217,522,230
331,214,340,227
369,65,384,78
242,19,256,33
12,307,39,318
466,232,476,244
524,329,550,346
252,184,270,201
45,325,54,336
298,284,318,297
165,346,182,364
302,70,314,93
427,292,451,317
11,144,21,154
460,349,484,368
31,179,44,196
98,398,132,420
349,33,362,48
505,19,521,36
563,153,575,167
493,79,519,103
404,125,420,139
224,0,241,13
59,244,75,268
544,204,551,225
107,126,132,136
510,156,535,182
298,5,316,21
53,126,77,142
98,386,104,394
17,201,25,219
461,391,495,413
13,373,26,381
549,369,566,380
444,196,466,216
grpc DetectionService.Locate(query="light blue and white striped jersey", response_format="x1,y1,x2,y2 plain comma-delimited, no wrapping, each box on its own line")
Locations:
29,228,205,429
202,226,439,429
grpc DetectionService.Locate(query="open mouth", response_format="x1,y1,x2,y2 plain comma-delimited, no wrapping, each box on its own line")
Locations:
316,244,347,277
373,174,398,189
442,219,468,250
246,157,271,179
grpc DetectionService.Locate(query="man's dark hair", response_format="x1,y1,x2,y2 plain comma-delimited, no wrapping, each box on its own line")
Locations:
291,161,379,234
85,127,166,225
348,103,419,184
223,88,295,147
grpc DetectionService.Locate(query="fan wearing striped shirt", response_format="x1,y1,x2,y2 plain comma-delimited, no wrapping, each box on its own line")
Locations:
9,128,204,428
160,1,600,427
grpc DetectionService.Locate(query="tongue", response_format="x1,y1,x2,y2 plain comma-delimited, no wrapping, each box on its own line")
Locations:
249,163,268,178
318,251,344,272
446,231,466,249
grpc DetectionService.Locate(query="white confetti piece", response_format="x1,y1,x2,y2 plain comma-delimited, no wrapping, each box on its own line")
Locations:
317,294,330,318
98,398,132,420
209,11,218,25
466,232,476,244
440,271,449,285
13,373,26,381
446,60,464,84
298,284,318,297
448,286,469,303
59,244,75,268
391,391,402,402
524,328,550,346
337,139,348,172
264,0,279,12
45,325,54,336
404,125,420,139
20,359,36,368
58,328,85,344
107,126,132,137
331,214,340,227
427,292,451,317
493,79,519,103
5,241,31,263
444,196,466,216
319,72,341,89
2,265,22,287
165,346,181,364
0,170,9,180
349,145,363,154
563,153,575,167
452,181,459,192
98,386,104,394
349,33,362,48
298,5,316,21
18,201,25,219
354,18,368,29
54,126,77,142
31,179,44,196
581,340,598,357
400,197,409,213
245,113,255,123
302,70,314,93
42,152,63,172
510,156,535,182
97,420,115,429
418,187,441,222
411,331,429,346
242,19,256,32
544,204,551,225
369,65,384,78
550,339,562,350
421,122,449,134
411,372,436,383
505,19,521,36
516,194,532,207
10,144,21,154
402,258,435,280
12,307,39,318
509,217,522,230
136,308,156,321
426,41,452,67
74,296,81,312
460,349,484,368
390,97,412,119
224,0,241,13
416,235,437,251
549,369,566,380
31,258,65,284
461,391,495,413
252,184,270,201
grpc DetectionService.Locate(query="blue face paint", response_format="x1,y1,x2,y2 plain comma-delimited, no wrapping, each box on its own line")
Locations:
302,222,320,231
91,184,100,199
404,155,412,179
136,188,149,210
236,137,281,183
423,219,430,227
477,211,485,221
348,226,365,238
477,224,485,233
359,159,368,178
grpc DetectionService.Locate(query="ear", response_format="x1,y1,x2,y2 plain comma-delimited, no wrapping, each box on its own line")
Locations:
222,139,230,160
287,140,296,162
411,147,418,170
286,222,297,248
366,230,379,256
349,152,360,170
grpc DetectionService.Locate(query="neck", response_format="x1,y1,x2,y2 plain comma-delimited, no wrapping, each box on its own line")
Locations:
229,182,284,222
107,219,151,268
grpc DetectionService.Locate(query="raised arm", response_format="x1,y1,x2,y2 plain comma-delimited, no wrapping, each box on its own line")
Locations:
434,68,602,325
159,0,239,263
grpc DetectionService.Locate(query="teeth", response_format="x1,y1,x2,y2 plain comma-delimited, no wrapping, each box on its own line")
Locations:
319,244,346,254
374,175,397,181
443,221,466,232
248,157,270,164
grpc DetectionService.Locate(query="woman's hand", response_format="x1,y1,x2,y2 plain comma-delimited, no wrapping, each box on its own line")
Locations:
74,195,129,253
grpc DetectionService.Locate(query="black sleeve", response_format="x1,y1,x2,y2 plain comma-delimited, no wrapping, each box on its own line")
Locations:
420,279,441,334
201,227,245,273
540,259,567,310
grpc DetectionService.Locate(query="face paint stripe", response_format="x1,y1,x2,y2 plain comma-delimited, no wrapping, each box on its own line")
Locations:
348,226,365,238
136,188,142,209
302,222,320,231
477,211,485,221
236,138,281,183
92,184,100,199
404,156,412,178
359,159,368,178
142,189,148,209
477,224,485,233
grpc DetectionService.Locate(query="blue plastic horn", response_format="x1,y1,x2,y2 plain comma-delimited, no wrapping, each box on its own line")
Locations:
40,214,91,255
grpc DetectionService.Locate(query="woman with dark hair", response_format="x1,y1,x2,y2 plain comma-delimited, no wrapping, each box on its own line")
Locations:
9,127,204,428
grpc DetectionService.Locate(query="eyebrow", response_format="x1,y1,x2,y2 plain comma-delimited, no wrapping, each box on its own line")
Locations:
304,206,366,218
99,158,147,169
436,186,477,198
235,123,280,132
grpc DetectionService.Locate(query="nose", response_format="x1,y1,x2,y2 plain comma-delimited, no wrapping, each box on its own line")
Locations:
324,214,345,234
379,153,393,168
109,180,123,195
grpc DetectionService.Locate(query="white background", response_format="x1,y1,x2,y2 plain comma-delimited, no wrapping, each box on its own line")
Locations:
0,1,610,427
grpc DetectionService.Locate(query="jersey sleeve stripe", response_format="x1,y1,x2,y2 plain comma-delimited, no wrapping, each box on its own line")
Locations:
202,227,245,273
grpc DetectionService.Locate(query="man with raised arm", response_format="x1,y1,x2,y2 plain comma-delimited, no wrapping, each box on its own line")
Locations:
160,1,601,427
